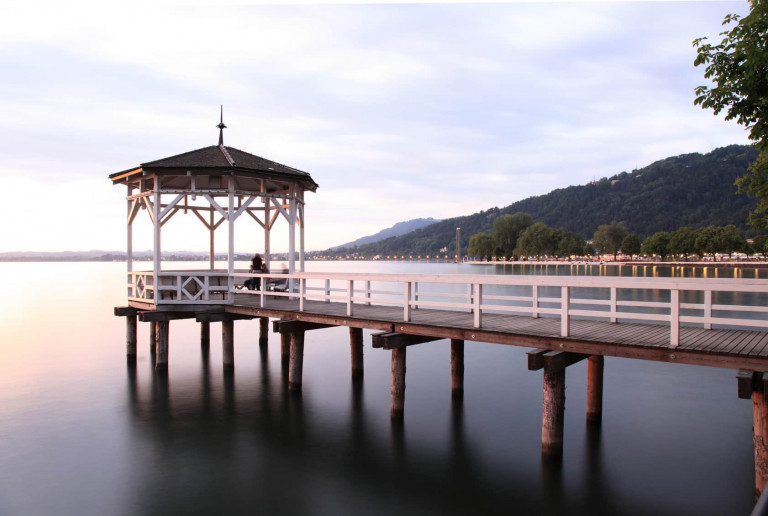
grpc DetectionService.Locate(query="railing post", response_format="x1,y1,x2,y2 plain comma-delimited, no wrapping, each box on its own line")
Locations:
325,279,331,303
704,290,712,330
670,289,680,348
176,274,182,301
467,284,473,313
347,279,354,316
610,287,617,323
299,277,305,312
365,280,371,306
532,284,539,319
473,283,482,328
404,281,412,322
259,274,265,308
561,286,570,337
413,281,419,310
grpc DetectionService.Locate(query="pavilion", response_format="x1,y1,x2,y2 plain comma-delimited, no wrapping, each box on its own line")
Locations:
109,111,318,305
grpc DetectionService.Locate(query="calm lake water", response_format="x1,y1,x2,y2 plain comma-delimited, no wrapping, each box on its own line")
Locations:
0,261,763,515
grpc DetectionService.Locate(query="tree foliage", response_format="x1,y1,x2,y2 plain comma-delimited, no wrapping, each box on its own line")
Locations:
493,213,533,257
694,2,768,227
468,232,495,259
592,222,628,260
620,234,642,257
642,232,671,259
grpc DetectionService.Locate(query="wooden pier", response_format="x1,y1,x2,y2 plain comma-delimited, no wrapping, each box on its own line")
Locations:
117,269,768,499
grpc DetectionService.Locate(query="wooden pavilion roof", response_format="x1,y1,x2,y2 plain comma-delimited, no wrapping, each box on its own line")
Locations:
109,145,318,192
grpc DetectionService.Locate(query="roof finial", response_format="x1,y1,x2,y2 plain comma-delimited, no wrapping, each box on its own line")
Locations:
216,105,227,146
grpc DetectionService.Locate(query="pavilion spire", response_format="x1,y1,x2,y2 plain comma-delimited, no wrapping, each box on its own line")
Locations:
216,105,227,146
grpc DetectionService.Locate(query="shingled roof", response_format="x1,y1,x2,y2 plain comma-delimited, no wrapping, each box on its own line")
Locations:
110,144,318,191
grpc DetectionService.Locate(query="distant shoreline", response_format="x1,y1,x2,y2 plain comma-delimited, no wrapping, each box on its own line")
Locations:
465,260,768,269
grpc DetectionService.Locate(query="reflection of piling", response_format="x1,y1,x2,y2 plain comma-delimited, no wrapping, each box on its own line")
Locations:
281,333,290,370
200,321,210,347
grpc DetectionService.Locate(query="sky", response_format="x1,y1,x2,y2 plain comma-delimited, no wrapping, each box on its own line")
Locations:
0,0,754,253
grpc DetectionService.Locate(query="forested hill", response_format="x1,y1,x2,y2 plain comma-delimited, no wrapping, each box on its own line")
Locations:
327,145,759,257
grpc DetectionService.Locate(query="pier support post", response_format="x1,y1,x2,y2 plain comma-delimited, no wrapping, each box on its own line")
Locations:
156,321,169,371
281,333,290,369
126,315,137,359
289,330,305,391
391,348,406,419
259,317,269,347
350,327,364,378
451,339,464,398
222,320,234,371
150,321,157,354
542,369,566,458
200,321,210,347
755,388,768,498
586,355,604,425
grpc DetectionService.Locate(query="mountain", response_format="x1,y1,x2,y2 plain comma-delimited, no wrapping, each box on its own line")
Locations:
325,145,760,257
331,218,439,249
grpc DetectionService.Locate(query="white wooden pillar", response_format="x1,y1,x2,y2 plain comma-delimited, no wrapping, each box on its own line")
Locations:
288,191,297,293
126,185,133,298
227,178,235,303
264,196,271,271
299,197,305,273
209,208,215,271
153,184,161,305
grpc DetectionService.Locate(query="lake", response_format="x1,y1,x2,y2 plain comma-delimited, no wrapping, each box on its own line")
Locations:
0,261,761,515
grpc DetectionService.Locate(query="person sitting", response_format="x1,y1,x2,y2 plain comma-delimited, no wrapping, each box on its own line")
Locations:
243,253,263,290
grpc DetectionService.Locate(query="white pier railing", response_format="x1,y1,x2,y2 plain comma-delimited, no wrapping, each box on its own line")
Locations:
129,270,768,348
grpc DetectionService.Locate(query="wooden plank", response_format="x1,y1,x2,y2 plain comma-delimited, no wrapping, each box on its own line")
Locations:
527,350,589,372
527,349,549,370
138,311,199,322
272,319,335,334
196,313,254,323
739,369,759,399
371,332,443,350
114,306,138,317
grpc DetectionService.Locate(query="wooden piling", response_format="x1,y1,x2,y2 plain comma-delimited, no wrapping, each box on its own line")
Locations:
586,355,604,425
289,330,305,391
200,321,210,347
350,327,364,377
542,369,565,458
259,317,269,346
126,315,137,358
281,332,291,368
391,348,406,419
754,388,768,498
156,321,169,371
222,320,234,371
451,339,464,398
149,321,157,354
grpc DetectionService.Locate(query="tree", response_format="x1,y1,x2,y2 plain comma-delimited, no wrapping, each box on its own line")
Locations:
516,223,559,258
694,2,768,227
493,212,533,258
592,222,629,260
583,243,596,258
695,225,721,257
557,231,587,259
468,232,495,260
642,232,671,260
753,234,768,256
670,226,700,261
620,234,642,258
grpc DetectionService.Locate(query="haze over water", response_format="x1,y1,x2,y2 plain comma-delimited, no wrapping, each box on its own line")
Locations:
0,261,761,515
